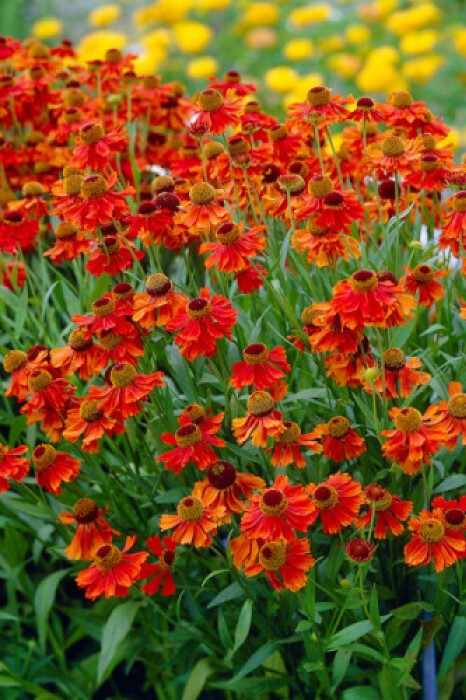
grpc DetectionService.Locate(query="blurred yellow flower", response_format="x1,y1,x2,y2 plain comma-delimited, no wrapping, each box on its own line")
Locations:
402,55,443,83
88,4,121,28
242,3,279,26
265,66,299,93
187,56,219,79
345,24,371,45
283,73,323,107
132,7,159,27
357,55,405,93
150,0,194,24
318,36,345,52
359,0,398,22
173,22,212,53
197,0,231,9
77,31,127,62
439,128,460,149
327,53,361,79
283,38,314,61
290,4,331,26
454,28,466,58
400,29,439,54
386,4,441,36
245,28,278,49
141,29,172,52
32,17,63,40
134,49,166,75
368,45,399,63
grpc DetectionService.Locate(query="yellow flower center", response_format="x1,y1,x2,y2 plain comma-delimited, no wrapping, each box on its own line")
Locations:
91,297,115,317
419,518,445,543
314,484,338,510
175,423,202,448
216,222,241,245
73,498,99,523
364,484,392,511
98,331,122,350
177,496,204,521
63,174,83,196
260,489,288,516
309,176,333,198
79,400,102,422
381,136,405,157
110,363,137,388
328,416,350,438
394,407,422,434
259,541,286,570
82,175,108,199
306,86,331,107
420,155,440,172
187,297,211,319
32,444,57,470
243,343,269,365
198,89,223,112
182,403,205,424
413,264,434,284
349,269,378,293
105,48,122,63
189,182,216,206
94,544,122,571
269,125,288,142
301,305,318,325
229,136,250,157
204,141,224,159
451,192,466,213
448,394,466,419
146,273,172,298
152,175,175,194
80,122,104,146
112,283,133,302
22,181,44,197
28,369,52,393
69,329,92,351
278,421,302,444
390,91,413,108
383,348,406,371
55,222,78,240
247,390,274,417
3,350,28,374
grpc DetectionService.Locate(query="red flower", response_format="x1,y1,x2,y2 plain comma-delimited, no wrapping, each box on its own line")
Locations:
0,211,40,253
68,173,133,231
32,444,80,494
235,264,266,294
230,343,290,395
307,472,363,534
21,369,75,441
351,97,384,123
288,86,351,127
156,422,224,474
72,122,126,170
193,461,265,517
267,421,322,468
403,265,447,307
59,498,119,560
430,495,466,535
355,484,413,539
132,274,188,330
425,382,466,451
244,538,315,592
159,493,225,548
140,536,178,596
3,349,49,401
381,407,444,475
175,182,230,231
312,416,366,462
63,398,124,453
0,444,30,492
85,235,145,277
90,364,165,420
232,391,284,447
241,475,314,541
2,260,27,290
50,329,105,381
404,509,465,573
72,295,134,339
192,89,242,135
166,288,237,361
199,222,266,273
368,348,430,400
346,538,376,563
44,222,90,264
76,536,148,600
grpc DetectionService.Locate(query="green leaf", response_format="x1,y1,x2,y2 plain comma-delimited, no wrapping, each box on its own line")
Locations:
35,569,69,651
438,616,466,678
97,602,140,684
233,599,253,654
379,665,401,700
227,641,278,685
392,602,433,620
326,620,374,650
207,582,244,609
182,658,212,700
342,686,379,700
332,649,352,690
433,475,466,494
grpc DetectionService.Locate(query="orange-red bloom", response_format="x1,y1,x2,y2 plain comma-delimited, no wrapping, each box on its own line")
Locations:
157,422,224,474
267,421,322,468
230,343,290,396
368,348,430,400
132,274,188,330
194,461,265,517
72,122,126,171
63,398,124,453
76,536,148,600
381,407,444,475
311,416,366,462
404,509,466,573
288,86,350,127
159,493,225,548
140,535,178,596
199,222,266,272
355,484,412,539
90,364,165,420
192,89,242,135
59,498,119,560
307,472,363,534
425,382,466,450
244,538,315,592
232,391,284,447
403,265,447,307
345,538,376,563
241,475,314,541
32,444,80,494
0,444,30,492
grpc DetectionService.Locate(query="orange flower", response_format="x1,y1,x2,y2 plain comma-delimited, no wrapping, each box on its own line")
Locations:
430,495,466,537
403,265,447,307
199,222,266,273
63,398,124,453
2,260,27,290
32,444,80,494
194,461,265,517
230,343,290,394
365,135,417,178
156,422,224,473
382,92,438,137
90,364,165,420
324,346,375,389
72,295,134,339
166,288,237,361
307,472,363,534
404,509,466,573
241,475,314,541
175,183,230,230
381,407,444,475
232,391,284,447
293,222,360,268
192,89,242,135
331,269,416,331
266,421,322,468
355,484,412,539
368,348,430,400
72,122,126,171
439,191,466,257
244,538,315,592
85,234,145,277
425,382,466,451
405,154,451,192
288,86,351,127
177,403,224,436
351,97,384,123
59,498,119,560
21,369,75,441
312,416,366,462
132,274,188,330
68,173,134,231
3,348,49,401
159,493,225,548
229,533,261,570
308,303,360,354
0,444,30,492
345,538,376,563
76,536,148,600
139,536,178,596
50,329,105,381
